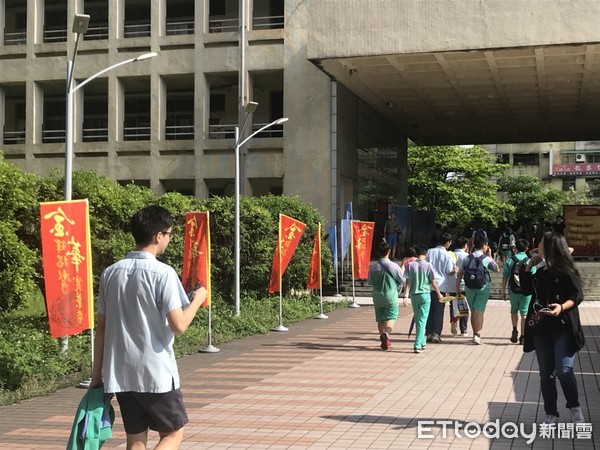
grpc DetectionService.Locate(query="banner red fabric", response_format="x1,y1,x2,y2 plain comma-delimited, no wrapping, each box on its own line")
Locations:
351,221,375,279
307,224,321,289
268,214,306,293
182,212,210,306
40,200,93,338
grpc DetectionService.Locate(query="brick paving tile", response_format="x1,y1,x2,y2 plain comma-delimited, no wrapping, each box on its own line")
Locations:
0,302,599,449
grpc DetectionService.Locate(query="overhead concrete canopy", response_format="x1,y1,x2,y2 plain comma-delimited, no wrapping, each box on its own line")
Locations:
307,0,600,145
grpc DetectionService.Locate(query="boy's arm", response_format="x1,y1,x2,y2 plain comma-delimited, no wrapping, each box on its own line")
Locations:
90,313,105,389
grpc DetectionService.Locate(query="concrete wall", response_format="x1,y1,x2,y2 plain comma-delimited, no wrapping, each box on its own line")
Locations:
307,0,600,59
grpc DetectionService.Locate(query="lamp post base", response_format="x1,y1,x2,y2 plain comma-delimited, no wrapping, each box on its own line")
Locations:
199,345,220,353
314,313,328,319
348,302,361,308
272,325,288,332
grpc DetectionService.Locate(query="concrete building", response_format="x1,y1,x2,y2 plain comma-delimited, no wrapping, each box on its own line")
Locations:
0,0,405,226
1,1,600,224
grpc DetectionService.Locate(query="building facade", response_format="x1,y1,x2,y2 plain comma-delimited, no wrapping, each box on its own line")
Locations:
0,0,407,225
484,141,600,200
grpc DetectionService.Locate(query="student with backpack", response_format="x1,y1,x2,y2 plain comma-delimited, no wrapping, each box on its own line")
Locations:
456,235,499,345
501,238,533,345
497,226,516,266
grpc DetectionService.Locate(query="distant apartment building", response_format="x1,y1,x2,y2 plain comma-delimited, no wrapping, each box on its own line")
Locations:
0,0,406,225
484,141,600,199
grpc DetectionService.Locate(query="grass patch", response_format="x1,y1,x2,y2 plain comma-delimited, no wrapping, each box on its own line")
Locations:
0,295,347,406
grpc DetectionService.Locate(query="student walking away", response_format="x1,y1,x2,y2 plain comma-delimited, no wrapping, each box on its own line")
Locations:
456,235,499,345
501,239,533,345
368,241,405,350
553,215,566,236
520,232,586,425
404,245,442,353
447,236,470,336
426,233,456,343
384,211,401,260
90,205,208,449
497,225,516,266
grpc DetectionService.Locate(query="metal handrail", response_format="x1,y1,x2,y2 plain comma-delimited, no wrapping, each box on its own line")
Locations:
166,20,194,35
208,123,236,139
251,122,283,138
123,126,151,140
124,23,151,38
3,130,25,144
4,31,26,45
83,127,109,141
43,28,68,43
84,26,109,40
42,129,66,143
165,125,194,140
253,15,285,29
208,18,238,33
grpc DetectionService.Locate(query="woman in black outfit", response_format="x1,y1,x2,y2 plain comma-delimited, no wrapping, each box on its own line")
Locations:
521,231,585,425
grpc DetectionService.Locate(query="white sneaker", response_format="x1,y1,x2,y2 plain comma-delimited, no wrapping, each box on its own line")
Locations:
571,406,585,423
473,335,482,345
450,322,458,335
431,333,442,343
543,415,558,425
461,332,468,337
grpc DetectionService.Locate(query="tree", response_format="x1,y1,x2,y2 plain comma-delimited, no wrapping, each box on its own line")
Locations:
407,143,511,227
497,175,569,223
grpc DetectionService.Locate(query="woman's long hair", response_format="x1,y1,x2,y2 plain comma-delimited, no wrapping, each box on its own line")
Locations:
541,231,581,283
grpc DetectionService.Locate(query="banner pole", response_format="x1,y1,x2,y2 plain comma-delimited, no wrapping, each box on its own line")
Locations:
200,303,220,353
315,223,328,319
200,211,220,353
273,213,288,331
349,221,359,308
333,225,341,297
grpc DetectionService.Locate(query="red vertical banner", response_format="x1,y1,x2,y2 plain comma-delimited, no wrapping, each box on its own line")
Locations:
307,223,322,289
268,214,306,293
40,200,93,338
351,221,375,279
182,211,211,306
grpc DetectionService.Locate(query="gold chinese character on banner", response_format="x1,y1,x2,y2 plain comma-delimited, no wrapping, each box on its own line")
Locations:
43,207,75,237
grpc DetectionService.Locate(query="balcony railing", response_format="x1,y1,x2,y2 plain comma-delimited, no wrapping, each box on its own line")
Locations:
83,127,109,142
43,28,68,43
3,130,25,144
208,123,236,139
253,15,284,30
4,31,27,45
84,25,109,40
166,20,194,35
124,23,151,38
42,129,65,143
124,126,151,140
166,124,194,140
252,122,283,138
208,18,238,33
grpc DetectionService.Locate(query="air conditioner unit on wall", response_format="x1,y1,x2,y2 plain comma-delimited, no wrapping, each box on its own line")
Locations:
576,153,586,163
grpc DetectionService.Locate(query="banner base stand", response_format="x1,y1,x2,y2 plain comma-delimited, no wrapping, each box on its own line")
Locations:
77,378,91,389
272,325,288,332
333,293,342,297
199,345,220,353
314,313,328,319
348,302,361,308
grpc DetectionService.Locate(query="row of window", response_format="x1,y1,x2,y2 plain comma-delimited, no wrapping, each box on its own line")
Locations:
3,0,284,45
496,152,600,165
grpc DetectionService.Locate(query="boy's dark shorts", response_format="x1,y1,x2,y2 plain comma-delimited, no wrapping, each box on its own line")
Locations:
116,388,188,434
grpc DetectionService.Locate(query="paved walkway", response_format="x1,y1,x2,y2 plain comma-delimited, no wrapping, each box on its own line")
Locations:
1,299,599,449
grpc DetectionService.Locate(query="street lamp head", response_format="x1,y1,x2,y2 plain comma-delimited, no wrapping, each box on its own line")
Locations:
246,101,258,113
134,52,158,61
275,117,289,125
72,14,90,34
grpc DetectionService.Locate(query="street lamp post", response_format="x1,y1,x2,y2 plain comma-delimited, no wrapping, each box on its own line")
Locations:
234,116,289,316
63,14,156,358
64,14,157,200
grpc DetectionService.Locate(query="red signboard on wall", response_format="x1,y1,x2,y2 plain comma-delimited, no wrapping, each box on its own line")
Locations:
553,163,600,176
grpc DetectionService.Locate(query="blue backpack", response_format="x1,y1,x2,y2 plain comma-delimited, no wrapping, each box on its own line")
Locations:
463,254,489,289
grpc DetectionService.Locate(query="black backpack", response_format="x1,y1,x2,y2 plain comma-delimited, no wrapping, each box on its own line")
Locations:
499,234,511,251
463,254,489,289
508,255,528,294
